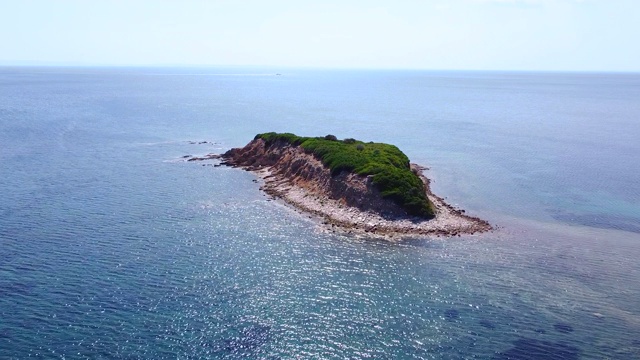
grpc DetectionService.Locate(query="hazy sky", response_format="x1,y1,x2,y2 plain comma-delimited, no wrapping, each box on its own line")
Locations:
1,0,638,71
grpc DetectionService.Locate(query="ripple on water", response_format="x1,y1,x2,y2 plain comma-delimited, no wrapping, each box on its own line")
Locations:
444,309,460,321
494,338,580,360
479,319,496,330
554,323,574,334
221,323,271,356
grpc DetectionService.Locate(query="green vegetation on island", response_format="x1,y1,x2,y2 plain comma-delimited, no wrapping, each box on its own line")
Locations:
255,132,435,218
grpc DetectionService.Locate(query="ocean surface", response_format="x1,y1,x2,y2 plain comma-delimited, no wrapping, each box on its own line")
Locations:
0,67,639,359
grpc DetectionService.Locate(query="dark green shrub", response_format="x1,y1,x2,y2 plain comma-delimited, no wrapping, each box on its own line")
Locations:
255,132,306,146
343,138,356,144
324,134,338,141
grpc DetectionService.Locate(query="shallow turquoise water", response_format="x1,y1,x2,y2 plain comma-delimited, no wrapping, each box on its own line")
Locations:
0,67,639,358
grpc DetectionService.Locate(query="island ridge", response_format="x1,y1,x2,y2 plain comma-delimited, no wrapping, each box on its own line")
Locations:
188,133,492,238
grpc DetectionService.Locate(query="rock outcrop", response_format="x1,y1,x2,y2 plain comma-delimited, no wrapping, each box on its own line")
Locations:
222,139,409,218
210,138,492,238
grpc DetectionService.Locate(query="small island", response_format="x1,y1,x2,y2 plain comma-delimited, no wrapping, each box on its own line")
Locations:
189,133,492,238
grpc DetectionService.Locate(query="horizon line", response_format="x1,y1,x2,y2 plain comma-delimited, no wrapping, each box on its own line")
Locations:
1,63,639,74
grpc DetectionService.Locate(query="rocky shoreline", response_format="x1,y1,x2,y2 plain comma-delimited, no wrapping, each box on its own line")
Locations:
187,138,492,239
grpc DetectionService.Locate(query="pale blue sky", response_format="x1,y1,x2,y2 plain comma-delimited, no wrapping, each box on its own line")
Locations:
1,0,638,71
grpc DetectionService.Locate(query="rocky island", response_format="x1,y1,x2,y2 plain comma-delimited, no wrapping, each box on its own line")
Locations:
190,133,492,238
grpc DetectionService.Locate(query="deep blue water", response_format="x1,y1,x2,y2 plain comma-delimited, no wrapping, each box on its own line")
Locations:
1,67,639,359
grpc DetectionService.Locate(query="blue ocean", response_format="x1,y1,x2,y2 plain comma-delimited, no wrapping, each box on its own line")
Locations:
1,67,639,359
